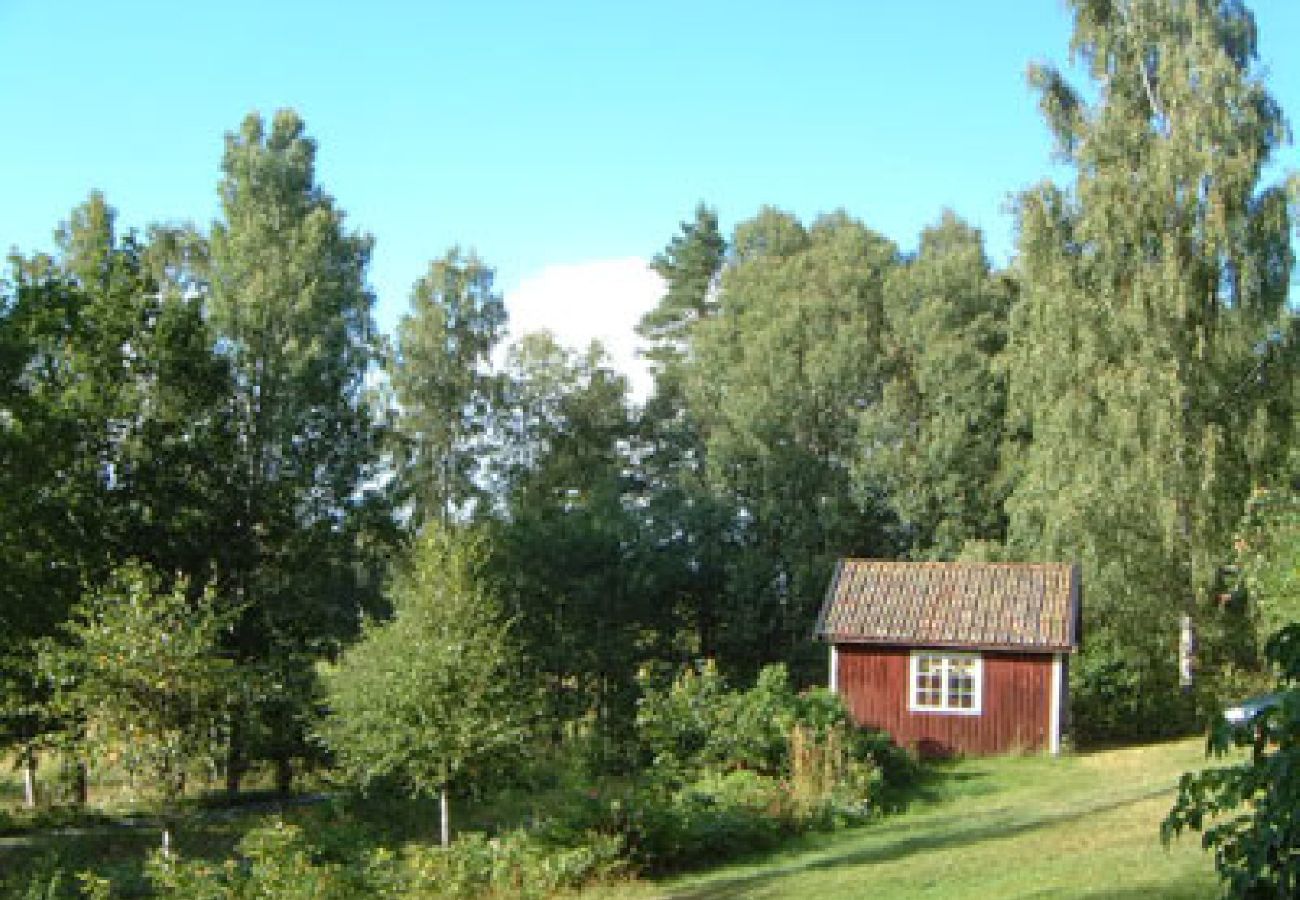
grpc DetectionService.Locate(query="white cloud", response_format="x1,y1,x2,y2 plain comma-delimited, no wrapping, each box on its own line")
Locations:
502,257,665,401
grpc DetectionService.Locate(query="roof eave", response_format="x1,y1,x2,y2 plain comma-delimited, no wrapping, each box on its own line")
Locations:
823,636,1079,655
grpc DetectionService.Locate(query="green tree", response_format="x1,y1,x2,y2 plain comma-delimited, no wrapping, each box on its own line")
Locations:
1005,0,1295,736
0,194,236,805
0,265,87,807
41,562,239,854
320,525,530,847
858,211,1013,557
633,205,732,662
1164,624,1300,897
1234,458,1300,642
390,248,506,527
638,202,726,380
489,333,655,761
208,110,386,791
685,209,899,678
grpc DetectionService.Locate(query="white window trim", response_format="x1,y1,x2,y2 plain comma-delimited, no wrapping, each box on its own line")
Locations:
908,650,983,716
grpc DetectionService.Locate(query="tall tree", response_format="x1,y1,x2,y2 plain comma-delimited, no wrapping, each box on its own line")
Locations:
686,209,900,679
1006,0,1295,735
0,195,236,804
390,248,506,527
858,211,1014,558
633,205,731,661
637,202,727,380
489,333,656,760
208,110,386,790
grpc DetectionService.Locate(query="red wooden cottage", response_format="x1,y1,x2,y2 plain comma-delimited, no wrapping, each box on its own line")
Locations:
814,560,1081,756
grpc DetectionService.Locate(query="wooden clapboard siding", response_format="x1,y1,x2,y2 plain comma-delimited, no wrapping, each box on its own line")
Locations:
835,644,1053,756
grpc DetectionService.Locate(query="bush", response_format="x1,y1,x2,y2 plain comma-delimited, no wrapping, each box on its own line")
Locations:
401,828,625,899
143,814,625,900
1070,646,1198,745
148,819,388,899
0,855,75,900
636,773,788,869
1164,624,1300,897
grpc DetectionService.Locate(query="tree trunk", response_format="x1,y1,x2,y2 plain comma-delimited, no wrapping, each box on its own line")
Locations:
440,784,450,848
21,749,36,809
74,760,88,807
225,718,246,797
275,756,293,796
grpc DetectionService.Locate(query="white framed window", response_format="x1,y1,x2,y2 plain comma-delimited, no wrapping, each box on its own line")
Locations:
909,650,982,715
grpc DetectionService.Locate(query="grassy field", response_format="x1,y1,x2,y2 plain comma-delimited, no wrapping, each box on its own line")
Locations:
1,738,1228,898
593,737,1224,900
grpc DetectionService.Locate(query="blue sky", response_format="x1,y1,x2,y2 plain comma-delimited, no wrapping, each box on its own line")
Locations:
2,1,1298,392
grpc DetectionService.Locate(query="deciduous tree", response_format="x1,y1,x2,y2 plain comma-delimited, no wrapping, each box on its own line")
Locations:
390,249,506,527
1006,0,1295,734
858,211,1013,557
321,526,530,847
208,109,386,791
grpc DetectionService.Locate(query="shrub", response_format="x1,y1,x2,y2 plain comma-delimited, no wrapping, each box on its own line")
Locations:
1164,623,1300,897
635,661,914,800
633,660,734,776
0,856,74,900
148,819,388,899
402,828,625,899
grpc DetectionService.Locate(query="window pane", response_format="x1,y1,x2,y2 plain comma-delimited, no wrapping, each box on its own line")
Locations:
913,654,979,711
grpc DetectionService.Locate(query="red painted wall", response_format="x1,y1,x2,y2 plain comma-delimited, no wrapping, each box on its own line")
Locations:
835,645,1056,756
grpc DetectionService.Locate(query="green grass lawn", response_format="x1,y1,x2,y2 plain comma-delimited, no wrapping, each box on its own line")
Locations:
592,737,1224,900
0,738,1229,898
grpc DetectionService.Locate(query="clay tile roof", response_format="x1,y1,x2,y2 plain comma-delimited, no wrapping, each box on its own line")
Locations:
814,560,1081,653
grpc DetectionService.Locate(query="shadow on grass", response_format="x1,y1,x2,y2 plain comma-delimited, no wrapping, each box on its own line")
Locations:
1018,870,1215,900
663,785,1176,900
0,794,330,896
0,824,247,897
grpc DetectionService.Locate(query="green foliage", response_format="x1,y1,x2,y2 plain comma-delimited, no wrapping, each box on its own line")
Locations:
630,203,732,672
638,202,726,377
209,108,388,789
1006,0,1295,736
320,525,531,813
401,827,626,899
148,819,381,899
0,194,238,774
1164,624,1300,898
858,211,1013,557
534,768,875,876
634,661,900,792
0,855,75,900
1233,469,1300,642
685,209,900,677
390,249,506,527
40,562,239,812
489,333,658,764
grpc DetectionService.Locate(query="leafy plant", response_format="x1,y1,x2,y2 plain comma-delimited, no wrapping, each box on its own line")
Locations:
39,562,240,853
1164,624,1300,897
319,525,533,846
